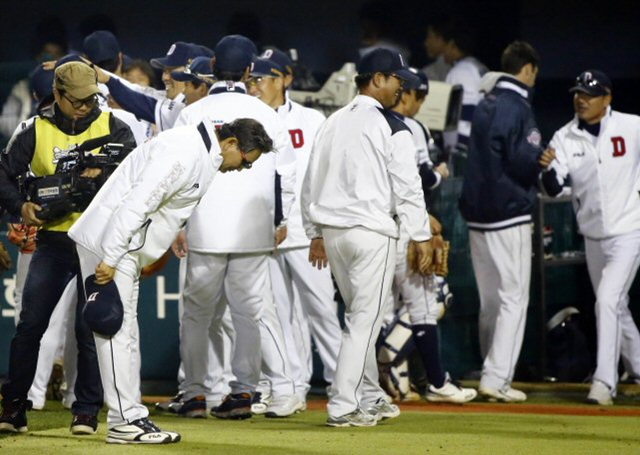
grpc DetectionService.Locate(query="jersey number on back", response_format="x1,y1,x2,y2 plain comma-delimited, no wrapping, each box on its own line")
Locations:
289,129,304,149
611,137,626,157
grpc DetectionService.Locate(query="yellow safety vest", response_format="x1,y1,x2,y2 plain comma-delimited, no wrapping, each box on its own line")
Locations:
32,111,111,232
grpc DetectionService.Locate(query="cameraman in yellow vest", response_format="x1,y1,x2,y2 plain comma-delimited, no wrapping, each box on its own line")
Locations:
0,61,135,435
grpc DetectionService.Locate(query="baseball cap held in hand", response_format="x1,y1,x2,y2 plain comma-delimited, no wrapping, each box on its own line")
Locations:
54,62,101,100
83,275,124,337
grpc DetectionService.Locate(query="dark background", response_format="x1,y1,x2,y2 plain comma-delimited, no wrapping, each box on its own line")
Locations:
1,0,639,140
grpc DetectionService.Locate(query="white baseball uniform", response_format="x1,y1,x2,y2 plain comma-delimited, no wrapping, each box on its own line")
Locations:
175,81,298,400
69,120,221,426
302,94,431,418
269,97,342,399
545,107,640,394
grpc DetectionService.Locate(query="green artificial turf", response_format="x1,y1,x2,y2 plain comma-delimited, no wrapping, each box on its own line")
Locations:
1,401,639,455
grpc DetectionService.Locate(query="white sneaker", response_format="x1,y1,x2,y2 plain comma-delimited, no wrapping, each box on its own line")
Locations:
587,380,613,406
106,418,180,444
479,385,527,403
426,380,477,404
265,395,304,418
366,398,400,421
327,409,377,427
251,391,272,415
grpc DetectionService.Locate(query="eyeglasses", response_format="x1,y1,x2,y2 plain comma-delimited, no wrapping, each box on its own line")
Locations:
247,76,276,87
63,93,98,109
240,150,252,169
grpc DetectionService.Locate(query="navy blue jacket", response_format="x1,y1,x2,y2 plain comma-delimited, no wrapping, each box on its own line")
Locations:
459,76,543,231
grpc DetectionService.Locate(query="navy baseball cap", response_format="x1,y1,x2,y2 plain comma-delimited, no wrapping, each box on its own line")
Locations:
570,70,612,97
83,275,124,337
214,35,257,72
54,53,84,69
260,48,292,74
406,67,429,93
29,65,54,101
150,42,201,69
250,56,286,77
356,48,417,83
83,30,120,63
171,56,214,83
196,44,215,58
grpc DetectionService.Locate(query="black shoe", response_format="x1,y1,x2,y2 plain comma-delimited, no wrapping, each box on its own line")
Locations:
0,398,30,433
211,393,252,419
71,413,98,435
177,395,208,418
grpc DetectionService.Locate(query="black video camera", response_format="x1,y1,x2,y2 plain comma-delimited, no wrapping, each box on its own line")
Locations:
23,135,125,221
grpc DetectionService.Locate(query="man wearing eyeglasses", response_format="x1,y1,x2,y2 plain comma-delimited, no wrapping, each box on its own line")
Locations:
301,47,437,427
540,70,640,406
67,117,274,444
0,61,135,435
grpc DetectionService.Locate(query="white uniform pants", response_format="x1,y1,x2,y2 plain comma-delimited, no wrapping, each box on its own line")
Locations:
181,251,294,398
394,229,441,326
13,252,77,409
176,257,234,404
77,245,148,426
324,227,395,418
470,224,531,391
585,230,640,393
270,247,342,398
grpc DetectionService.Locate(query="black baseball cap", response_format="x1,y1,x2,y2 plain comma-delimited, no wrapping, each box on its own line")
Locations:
570,70,612,97
250,56,286,77
83,275,124,337
171,56,215,84
83,30,120,63
214,35,257,72
356,48,417,83
406,67,429,93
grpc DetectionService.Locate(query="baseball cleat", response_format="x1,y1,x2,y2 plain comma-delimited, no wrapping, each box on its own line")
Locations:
211,393,252,420
264,395,304,418
0,399,30,433
106,418,179,444
327,409,377,427
478,385,527,403
426,379,477,404
251,391,271,415
365,398,400,421
586,380,614,406
155,391,184,413
70,413,98,435
177,395,208,418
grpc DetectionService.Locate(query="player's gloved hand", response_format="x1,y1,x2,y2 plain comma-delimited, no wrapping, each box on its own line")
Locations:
95,261,116,285
0,241,12,274
171,229,188,258
539,147,556,169
308,237,328,270
21,202,45,227
275,225,288,248
429,215,442,236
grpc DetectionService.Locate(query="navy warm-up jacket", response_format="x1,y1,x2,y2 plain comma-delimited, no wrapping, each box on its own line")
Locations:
459,76,543,231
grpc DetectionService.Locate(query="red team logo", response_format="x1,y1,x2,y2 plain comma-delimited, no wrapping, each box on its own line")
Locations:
289,129,304,149
611,136,626,157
